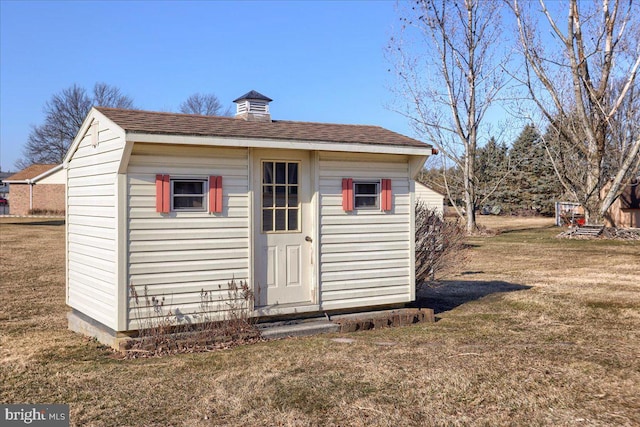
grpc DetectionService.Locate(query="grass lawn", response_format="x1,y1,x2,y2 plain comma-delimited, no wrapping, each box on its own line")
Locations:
1,216,639,426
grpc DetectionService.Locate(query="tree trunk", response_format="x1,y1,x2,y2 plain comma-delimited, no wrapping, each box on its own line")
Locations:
464,150,477,233
584,145,601,224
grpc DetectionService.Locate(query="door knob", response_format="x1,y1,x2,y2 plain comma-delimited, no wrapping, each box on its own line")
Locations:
305,236,312,243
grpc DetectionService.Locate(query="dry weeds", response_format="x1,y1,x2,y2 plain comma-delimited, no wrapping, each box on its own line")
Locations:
1,216,639,426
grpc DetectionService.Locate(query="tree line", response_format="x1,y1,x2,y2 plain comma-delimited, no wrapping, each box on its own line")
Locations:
16,83,231,169
419,124,563,217
389,0,640,229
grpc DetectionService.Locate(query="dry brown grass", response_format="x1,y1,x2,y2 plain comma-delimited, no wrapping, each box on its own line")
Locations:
1,216,639,426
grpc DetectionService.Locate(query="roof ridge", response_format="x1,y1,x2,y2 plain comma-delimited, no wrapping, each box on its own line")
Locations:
96,107,392,129
272,119,385,129
94,106,238,121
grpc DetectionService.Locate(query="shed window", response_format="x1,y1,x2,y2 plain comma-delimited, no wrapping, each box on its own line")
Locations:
354,181,380,209
172,179,207,211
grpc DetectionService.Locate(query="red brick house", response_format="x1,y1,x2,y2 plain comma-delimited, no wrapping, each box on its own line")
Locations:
4,164,66,215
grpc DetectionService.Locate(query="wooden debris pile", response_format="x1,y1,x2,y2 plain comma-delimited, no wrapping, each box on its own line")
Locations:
601,227,640,240
557,226,640,240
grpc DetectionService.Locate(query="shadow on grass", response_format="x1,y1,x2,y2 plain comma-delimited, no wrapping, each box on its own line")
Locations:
412,280,531,315
496,225,559,235
7,220,65,226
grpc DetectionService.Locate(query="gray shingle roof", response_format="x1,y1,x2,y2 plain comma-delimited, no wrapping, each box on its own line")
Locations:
95,107,429,149
5,164,59,181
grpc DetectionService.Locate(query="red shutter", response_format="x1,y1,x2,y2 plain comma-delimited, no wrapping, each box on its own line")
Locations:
209,176,223,213
162,175,170,213
381,179,392,211
156,175,164,213
209,176,218,213
342,178,353,212
215,176,223,213
156,174,170,214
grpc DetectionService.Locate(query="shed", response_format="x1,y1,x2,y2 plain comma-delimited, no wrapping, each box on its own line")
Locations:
4,164,66,215
415,182,444,216
64,91,433,346
603,181,640,228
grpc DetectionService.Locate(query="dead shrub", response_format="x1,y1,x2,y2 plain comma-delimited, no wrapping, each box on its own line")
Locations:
415,202,469,289
28,208,65,216
127,278,260,357
198,278,257,340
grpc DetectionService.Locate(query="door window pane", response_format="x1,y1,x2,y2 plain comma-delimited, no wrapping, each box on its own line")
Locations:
288,186,298,207
288,163,298,184
288,209,298,231
275,186,286,207
263,162,273,184
275,209,286,231
262,186,273,207
275,162,286,184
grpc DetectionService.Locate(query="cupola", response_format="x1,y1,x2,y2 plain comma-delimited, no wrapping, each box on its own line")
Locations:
233,90,273,122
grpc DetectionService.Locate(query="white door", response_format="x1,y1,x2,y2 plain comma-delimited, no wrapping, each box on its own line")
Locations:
253,150,312,307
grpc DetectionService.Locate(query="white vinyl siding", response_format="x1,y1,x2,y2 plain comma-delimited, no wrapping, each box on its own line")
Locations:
37,168,66,184
415,182,444,216
67,116,124,329
318,152,412,310
126,144,250,329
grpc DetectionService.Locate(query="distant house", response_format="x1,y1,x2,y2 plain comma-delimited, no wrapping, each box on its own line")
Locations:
0,171,12,199
63,90,436,347
415,182,444,216
554,182,640,228
0,171,12,215
604,181,640,228
4,164,66,215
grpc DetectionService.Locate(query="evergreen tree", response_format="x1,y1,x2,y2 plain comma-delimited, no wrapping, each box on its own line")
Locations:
475,137,509,212
505,125,563,215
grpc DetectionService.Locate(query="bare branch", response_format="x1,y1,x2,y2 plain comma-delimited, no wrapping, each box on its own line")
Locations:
20,83,133,166
179,93,231,116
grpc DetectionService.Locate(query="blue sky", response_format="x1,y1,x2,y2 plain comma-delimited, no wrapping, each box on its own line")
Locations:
0,0,413,171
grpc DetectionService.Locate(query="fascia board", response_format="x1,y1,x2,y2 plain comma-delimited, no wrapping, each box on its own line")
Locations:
409,155,430,178
125,132,433,157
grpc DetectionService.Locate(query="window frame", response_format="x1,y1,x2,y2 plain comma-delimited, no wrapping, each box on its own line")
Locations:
170,177,208,212
353,180,381,210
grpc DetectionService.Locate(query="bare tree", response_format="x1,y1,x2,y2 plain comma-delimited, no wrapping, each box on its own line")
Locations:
510,0,640,223
18,83,133,168
179,93,231,116
389,0,509,233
